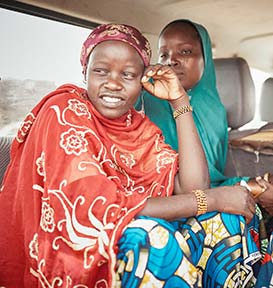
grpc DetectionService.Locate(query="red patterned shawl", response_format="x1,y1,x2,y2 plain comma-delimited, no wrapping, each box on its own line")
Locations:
0,84,177,287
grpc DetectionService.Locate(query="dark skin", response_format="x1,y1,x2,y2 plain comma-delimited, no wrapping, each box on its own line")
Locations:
158,22,204,91
157,21,273,217
86,40,256,223
140,64,255,223
87,40,144,119
250,176,273,215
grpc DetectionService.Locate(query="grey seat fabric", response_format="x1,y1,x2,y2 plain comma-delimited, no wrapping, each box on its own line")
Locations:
214,57,255,130
260,77,273,122
0,136,13,185
213,57,262,178
214,59,273,179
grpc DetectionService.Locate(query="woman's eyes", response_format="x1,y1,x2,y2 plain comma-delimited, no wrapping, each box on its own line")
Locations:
159,49,192,60
122,72,136,79
92,68,136,80
93,68,108,75
159,53,167,60
180,49,192,55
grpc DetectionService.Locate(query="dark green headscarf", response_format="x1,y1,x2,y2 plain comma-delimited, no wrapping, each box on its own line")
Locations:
135,19,245,187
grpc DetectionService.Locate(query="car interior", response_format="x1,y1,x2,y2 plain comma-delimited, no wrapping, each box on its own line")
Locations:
1,0,273,189
1,58,270,184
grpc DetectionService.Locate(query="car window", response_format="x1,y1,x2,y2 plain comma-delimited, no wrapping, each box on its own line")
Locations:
0,7,270,136
245,68,270,130
0,8,90,136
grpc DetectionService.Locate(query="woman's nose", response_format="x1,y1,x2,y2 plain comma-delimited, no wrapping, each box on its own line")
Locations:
104,75,122,90
167,54,179,67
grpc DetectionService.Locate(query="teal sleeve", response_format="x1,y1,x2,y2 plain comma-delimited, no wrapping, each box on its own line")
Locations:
212,176,250,187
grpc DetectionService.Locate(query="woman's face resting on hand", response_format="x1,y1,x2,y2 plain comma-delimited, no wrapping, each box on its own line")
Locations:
86,40,144,119
158,22,204,91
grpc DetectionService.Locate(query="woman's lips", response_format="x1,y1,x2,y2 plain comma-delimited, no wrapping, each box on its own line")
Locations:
102,96,122,103
100,95,124,107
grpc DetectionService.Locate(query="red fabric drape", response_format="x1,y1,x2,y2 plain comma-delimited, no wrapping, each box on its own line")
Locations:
0,84,177,287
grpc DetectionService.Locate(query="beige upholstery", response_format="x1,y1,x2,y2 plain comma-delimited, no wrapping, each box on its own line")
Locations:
260,77,273,122
0,136,13,185
214,57,255,130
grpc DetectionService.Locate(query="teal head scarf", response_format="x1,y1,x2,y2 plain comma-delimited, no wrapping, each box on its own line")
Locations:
135,19,244,187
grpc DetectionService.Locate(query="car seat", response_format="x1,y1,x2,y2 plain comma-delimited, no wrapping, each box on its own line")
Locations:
260,77,273,124
214,60,273,178
214,57,258,177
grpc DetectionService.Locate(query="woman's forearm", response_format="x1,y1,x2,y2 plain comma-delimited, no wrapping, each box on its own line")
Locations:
171,97,210,194
141,65,209,194
138,185,255,224
138,194,198,220
138,192,215,220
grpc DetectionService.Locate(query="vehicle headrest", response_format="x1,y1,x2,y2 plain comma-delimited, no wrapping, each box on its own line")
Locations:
260,77,273,122
214,57,255,129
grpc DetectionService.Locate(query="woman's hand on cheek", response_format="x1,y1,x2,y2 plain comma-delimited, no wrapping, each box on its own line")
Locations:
141,64,187,101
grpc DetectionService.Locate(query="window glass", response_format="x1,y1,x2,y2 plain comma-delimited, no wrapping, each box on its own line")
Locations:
241,68,271,130
0,8,271,135
0,8,91,136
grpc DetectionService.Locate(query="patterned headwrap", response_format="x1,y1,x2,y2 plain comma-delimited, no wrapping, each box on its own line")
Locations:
80,23,152,77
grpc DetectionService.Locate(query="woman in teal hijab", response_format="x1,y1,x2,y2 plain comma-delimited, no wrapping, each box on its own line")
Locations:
136,19,241,188
135,19,273,286
136,19,273,207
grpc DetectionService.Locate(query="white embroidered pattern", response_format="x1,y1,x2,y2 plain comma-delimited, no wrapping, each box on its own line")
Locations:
68,99,91,118
30,259,89,288
120,153,135,169
60,128,88,156
43,180,117,268
16,112,36,143
29,233,39,261
36,151,46,181
156,150,176,173
40,201,56,233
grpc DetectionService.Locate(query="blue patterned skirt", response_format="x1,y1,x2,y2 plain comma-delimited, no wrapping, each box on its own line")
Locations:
255,232,273,287
116,212,264,287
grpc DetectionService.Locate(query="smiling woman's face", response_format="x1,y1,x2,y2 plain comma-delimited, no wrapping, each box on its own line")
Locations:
158,23,204,91
86,40,144,119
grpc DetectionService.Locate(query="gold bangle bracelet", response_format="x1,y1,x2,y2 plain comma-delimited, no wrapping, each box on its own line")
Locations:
192,189,208,216
173,104,193,119
247,178,267,199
